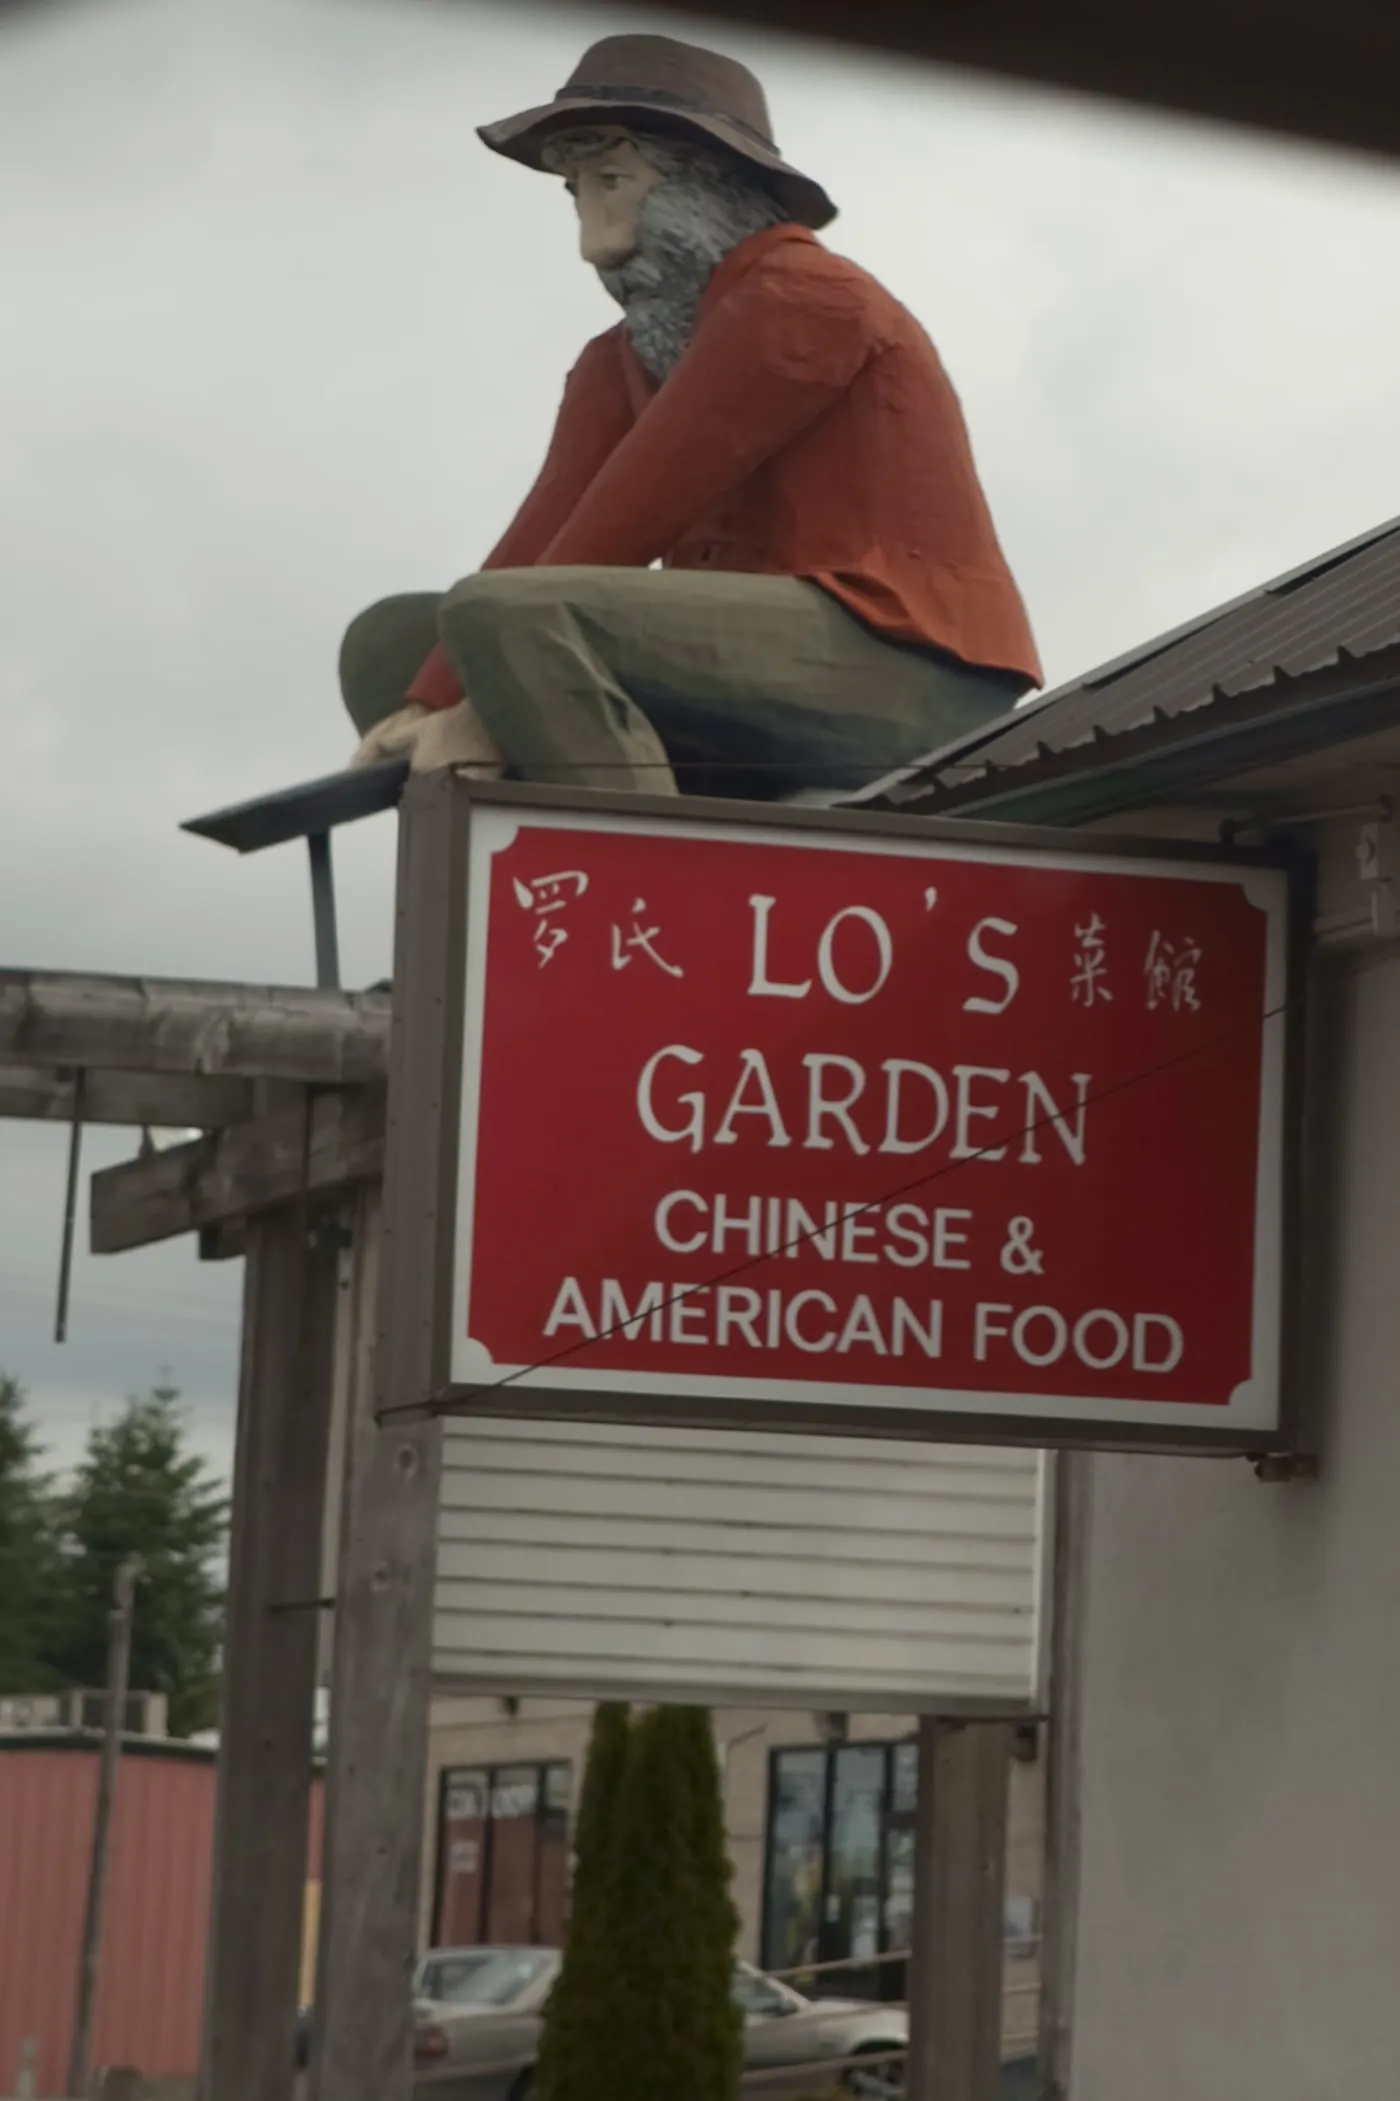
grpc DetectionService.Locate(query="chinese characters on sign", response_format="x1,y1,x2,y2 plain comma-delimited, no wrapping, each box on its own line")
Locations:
1070,913,1111,1008
514,874,686,979
449,806,1289,1445
512,870,588,968
611,899,683,978
1144,930,1202,1013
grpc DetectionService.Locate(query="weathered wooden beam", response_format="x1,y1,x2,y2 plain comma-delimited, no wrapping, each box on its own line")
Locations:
1039,1452,1089,2100
199,1203,339,2101
0,969,389,1084
199,1222,248,1262
317,1184,382,1691
90,1087,386,1253
0,1061,253,1128
313,776,458,2101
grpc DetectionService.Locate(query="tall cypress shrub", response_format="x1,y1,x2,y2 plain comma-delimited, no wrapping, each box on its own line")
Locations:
536,1702,632,2101
668,1705,744,2101
609,1706,743,2101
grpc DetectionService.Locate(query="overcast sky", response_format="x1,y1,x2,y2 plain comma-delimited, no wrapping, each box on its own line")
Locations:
3,0,1399,1480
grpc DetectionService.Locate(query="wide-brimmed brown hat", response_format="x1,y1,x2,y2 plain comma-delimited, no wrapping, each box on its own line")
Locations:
478,34,836,231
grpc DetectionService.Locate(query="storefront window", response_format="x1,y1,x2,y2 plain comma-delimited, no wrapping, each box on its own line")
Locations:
762,1736,1037,2007
824,1746,885,1991
883,1742,918,1967
764,1742,907,1984
434,1760,572,1949
761,1748,826,1974
891,1741,918,1816
437,1768,489,1948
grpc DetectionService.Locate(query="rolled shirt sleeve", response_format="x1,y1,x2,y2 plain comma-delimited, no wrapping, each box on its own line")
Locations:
407,329,636,708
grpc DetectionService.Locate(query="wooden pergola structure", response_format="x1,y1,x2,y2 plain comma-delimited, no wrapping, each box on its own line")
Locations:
0,958,386,2099
2,761,1031,2101
0,763,405,2100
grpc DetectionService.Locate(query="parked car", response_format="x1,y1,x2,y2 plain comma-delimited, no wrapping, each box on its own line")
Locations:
297,1950,499,2072
416,1947,505,2005
410,1944,908,2099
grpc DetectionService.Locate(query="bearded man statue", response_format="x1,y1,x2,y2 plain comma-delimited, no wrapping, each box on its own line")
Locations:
340,35,1042,798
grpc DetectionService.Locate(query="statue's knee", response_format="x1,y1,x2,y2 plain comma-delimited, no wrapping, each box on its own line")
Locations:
339,595,407,682
439,574,489,646
338,592,442,734
439,572,551,659
338,601,376,700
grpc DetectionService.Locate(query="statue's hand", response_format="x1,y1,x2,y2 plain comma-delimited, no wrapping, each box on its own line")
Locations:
347,702,429,770
408,698,505,778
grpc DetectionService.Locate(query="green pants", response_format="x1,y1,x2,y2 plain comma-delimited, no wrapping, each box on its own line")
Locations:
339,568,1028,798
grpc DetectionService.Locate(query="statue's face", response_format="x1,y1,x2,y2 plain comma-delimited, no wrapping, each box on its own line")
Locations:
556,130,664,269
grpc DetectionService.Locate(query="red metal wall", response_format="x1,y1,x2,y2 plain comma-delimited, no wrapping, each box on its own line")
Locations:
0,1741,324,2093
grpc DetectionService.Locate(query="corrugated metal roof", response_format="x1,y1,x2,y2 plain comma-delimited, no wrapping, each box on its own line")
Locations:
871,513,1400,813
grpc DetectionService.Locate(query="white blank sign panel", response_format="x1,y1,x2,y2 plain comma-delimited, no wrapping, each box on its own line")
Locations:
433,1419,1049,1713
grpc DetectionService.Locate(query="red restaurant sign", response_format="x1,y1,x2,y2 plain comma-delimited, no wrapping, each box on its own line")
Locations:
415,787,1297,1450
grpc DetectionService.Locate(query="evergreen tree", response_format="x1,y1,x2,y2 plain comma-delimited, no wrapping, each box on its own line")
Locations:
608,1706,696,2101
0,1373,63,1695
48,1386,228,1735
669,1706,744,2101
536,1701,632,2101
609,1706,743,2101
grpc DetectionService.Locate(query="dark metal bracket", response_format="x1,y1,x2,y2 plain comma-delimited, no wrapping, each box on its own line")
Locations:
182,758,410,990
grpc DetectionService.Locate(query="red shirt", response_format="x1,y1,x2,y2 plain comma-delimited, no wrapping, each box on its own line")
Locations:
409,225,1042,708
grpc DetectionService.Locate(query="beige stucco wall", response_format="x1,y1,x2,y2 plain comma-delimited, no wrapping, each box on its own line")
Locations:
1067,936,1400,2097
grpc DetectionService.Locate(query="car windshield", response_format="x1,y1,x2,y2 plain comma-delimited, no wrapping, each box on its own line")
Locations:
428,1950,556,2008
732,1967,804,2018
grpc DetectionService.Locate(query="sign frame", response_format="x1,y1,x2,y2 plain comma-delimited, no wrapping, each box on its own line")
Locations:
385,775,1309,1457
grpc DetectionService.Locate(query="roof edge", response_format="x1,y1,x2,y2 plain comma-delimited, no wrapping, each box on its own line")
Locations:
852,510,1400,814
886,652,1400,828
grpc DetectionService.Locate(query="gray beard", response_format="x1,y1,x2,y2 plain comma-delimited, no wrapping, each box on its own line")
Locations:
599,169,785,383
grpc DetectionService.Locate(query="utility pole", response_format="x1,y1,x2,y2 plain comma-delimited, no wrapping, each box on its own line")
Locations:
67,1558,140,2100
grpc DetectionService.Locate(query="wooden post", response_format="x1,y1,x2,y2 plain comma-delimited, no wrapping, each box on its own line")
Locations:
67,1557,139,2098
905,1719,1012,2101
198,1197,338,2101
1039,1450,1090,2100
305,1179,384,2071
316,1184,383,1695
312,780,460,2101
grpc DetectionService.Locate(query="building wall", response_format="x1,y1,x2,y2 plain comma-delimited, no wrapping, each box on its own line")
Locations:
1068,941,1400,2098
0,1739,324,2093
424,1696,1043,2053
